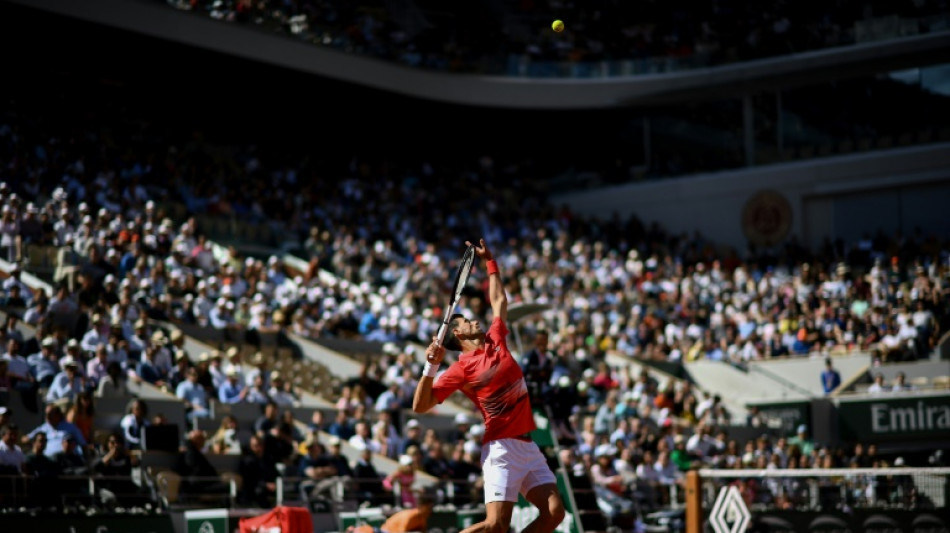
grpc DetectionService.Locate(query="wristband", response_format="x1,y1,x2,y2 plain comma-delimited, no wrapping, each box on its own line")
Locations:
486,259,499,276
422,362,439,378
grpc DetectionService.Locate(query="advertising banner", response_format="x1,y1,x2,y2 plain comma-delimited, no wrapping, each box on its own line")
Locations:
837,392,950,444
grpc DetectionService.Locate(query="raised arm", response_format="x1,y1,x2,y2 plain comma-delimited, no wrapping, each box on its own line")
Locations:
467,238,507,323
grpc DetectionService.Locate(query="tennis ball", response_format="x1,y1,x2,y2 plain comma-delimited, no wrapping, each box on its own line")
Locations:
552,19,565,33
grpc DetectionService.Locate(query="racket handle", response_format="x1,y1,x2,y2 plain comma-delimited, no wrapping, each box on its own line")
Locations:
435,322,449,347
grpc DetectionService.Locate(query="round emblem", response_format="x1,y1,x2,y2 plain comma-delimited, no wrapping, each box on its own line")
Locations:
741,190,792,246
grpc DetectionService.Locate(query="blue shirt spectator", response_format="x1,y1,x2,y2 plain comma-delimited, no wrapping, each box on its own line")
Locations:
820,359,842,395
27,338,60,387
176,368,210,419
26,405,86,457
218,371,246,404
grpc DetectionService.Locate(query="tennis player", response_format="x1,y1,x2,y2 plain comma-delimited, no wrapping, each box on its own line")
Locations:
413,239,566,533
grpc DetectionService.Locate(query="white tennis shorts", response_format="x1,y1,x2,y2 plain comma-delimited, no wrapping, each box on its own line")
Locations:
480,438,557,503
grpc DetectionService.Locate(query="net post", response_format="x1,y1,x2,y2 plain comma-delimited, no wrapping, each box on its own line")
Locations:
686,469,702,533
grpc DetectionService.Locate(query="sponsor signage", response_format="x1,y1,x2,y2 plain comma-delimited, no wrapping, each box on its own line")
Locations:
748,399,811,434
745,509,948,533
837,393,950,443
708,486,751,533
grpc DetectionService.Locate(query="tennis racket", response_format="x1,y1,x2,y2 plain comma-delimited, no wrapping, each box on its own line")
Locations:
435,244,476,347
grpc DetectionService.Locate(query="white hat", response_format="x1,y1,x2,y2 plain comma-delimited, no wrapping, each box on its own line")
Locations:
399,454,414,466
328,436,341,447
405,419,420,429
42,337,56,347
454,413,471,426
594,444,614,458
894,457,905,466
469,424,485,437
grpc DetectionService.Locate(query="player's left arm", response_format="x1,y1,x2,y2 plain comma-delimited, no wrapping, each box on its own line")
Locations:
467,238,507,323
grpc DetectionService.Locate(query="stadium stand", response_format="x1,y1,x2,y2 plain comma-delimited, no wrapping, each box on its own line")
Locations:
0,2,948,532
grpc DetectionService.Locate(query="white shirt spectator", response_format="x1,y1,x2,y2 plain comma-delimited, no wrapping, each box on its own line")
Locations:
1,352,30,381
349,434,381,454
46,371,83,403
0,439,26,473
80,328,108,353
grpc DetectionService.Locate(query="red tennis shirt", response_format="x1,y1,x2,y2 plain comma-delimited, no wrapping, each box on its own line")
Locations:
432,317,536,443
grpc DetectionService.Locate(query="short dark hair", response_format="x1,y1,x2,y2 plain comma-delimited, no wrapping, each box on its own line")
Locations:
443,314,465,352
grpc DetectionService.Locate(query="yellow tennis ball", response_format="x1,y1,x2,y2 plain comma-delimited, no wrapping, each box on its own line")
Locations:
552,19,565,33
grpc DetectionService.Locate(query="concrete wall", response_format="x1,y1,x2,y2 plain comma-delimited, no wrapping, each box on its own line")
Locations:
556,143,950,251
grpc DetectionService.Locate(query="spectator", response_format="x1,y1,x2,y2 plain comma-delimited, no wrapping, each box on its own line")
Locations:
521,330,555,404
325,437,353,479
400,419,423,455
96,361,130,398
218,367,247,404
210,415,242,455
349,421,381,454
0,424,25,474
787,425,814,457
383,454,416,508
239,433,278,507
352,441,385,505
25,404,86,457
820,358,841,395
176,367,210,420
868,373,887,394
205,352,226,390
254,401,280,434
326,410,355,441
120,399,150,451
85,344,110,389
65,391,95,444
175,429,226,497
23,432,60,506
267,372,298,407
892,371,915,393
298,439,340,503
28,336,60,388
20,432,51,478
136,345,166,387
245,373,271,404
167,350,192,391
2,338,31,386
93,432,140,505
46,356,84,403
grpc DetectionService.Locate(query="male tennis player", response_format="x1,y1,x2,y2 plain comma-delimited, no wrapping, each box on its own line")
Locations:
413,239,566,533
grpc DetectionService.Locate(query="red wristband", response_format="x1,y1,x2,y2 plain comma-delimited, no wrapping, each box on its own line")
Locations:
486,260,499,276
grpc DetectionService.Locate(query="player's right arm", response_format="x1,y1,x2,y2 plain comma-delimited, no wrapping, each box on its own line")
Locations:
413,339,446,413
467,238,507,322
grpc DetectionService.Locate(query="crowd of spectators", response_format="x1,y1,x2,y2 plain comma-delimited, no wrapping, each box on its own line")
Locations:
163,0,949,75
1,80,948,519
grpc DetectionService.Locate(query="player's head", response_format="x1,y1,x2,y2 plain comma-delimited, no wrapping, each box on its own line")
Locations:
444,313,483,351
